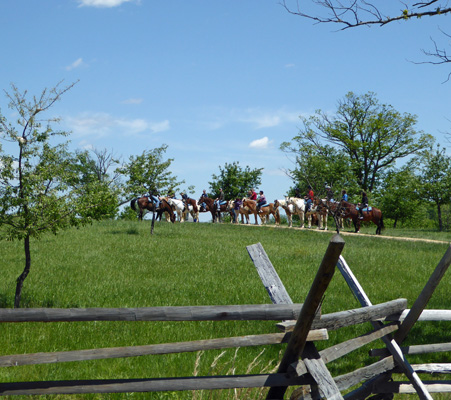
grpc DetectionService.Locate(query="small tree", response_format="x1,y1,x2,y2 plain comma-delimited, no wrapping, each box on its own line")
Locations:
415,144,451,231
116,144,184,199
208,161,263,199
0,82,114,307
376,167,423,228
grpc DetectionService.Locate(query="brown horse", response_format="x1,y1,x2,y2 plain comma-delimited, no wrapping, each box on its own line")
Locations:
258,202,280,225
182,197,199,222
197,196,220,223
340,200,384,234
130,197,175,223
241,197,259,225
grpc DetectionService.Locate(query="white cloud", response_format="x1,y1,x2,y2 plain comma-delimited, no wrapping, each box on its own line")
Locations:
121,98,143,105
249,136,273,149
66,58,85,71
240,109,300,129
77,0,136,7
65,112,169,138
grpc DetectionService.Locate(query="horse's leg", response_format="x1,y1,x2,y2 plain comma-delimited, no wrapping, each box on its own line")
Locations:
324,213,328,231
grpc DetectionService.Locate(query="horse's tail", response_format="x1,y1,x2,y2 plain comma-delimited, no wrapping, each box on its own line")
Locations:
131,198,137,211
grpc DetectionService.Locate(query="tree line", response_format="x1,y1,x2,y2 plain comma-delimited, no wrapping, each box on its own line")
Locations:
1,83,450,307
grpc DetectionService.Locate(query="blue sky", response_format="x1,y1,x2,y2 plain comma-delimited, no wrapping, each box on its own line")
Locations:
1,1,450,213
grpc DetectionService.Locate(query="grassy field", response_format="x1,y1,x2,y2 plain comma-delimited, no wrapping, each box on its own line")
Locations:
0,219,450,399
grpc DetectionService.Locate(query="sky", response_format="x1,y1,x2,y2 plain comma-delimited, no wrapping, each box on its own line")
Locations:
1,1,450,220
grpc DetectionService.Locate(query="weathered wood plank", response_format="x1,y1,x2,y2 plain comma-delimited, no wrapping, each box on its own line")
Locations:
289,323,398,378
335,356,395,392
267,234,345,400
280,299,406,332
247,243,293,305
373,381,451,394
385,309,451,322
0,374,311,396
336,255,433,400
394,244,451,344
411,364,451,374
0,304,305,323
0,330,328,368
371,342,451,358
302,342,344,399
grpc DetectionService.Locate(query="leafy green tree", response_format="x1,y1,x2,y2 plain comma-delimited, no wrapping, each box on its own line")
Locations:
284,92,433,192
376,167,423,228
209,162,263,199
0,82,114,307
281,141,359,199
415,144,451,231
116,144,184,199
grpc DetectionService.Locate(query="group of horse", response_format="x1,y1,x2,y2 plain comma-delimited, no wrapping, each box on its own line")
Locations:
130,194,384,235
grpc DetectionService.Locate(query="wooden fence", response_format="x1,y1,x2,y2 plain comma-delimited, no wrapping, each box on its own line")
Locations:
1,235,451,399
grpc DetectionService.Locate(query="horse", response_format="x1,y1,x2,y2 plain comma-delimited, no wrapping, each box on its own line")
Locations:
340,200,384,235
274,199,293,227
310,197,329,230
241,197,259,225
285,197,306,228
258,202,280,225
130,197,175,223
197,196,220,223
182,197,199,222
165,198,189,222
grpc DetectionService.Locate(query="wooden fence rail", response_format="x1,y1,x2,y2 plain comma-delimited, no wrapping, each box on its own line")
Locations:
1,238,450,399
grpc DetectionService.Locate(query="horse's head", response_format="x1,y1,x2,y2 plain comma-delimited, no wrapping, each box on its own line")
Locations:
274,199,279,207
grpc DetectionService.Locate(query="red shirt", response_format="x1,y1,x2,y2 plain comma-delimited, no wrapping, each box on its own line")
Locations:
307,190,314,200
250,191,257,200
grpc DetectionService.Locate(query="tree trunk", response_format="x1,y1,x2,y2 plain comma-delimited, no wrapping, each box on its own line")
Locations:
393,217,398,228
437,202,443,232
14,234,31,308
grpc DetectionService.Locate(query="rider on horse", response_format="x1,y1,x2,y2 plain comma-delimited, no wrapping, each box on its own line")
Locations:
305,185,314,212
359,191,369,219
256,190,266,211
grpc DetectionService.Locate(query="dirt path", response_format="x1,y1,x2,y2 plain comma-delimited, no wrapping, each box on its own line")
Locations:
243,223,450,245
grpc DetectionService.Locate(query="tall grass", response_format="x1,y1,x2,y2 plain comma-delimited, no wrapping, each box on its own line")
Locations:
0,220,450,399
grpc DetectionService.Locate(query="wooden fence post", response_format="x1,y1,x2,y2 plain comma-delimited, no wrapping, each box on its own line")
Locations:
394,244,451,344
266,234,345,400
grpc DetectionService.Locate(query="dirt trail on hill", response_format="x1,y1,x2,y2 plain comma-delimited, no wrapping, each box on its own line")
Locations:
243,223,450,245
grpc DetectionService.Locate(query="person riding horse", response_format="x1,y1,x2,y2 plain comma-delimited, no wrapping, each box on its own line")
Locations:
256,190,266,212
305,185,314,212
215,188,225,211
200,189,208,211
359,191,369,219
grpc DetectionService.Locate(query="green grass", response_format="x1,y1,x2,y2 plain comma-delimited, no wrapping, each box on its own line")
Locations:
0,220,450,399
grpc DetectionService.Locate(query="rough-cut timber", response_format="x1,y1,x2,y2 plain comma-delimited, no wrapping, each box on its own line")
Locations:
0,330,328,368
0,304,305,322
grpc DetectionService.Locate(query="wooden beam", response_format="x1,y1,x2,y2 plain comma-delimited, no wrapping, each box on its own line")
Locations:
394,244,451,344
247,243,294,305
0,304,305,323
0,374,311,396
289,324,398,377
281,299,407,332
373,380,451,394
336,256,433,400
302,342,344,399
267,234,345,400
0,330,328,368
371,342,451,358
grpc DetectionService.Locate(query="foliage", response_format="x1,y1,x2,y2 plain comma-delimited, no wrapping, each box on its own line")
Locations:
281,141,359,199
0,82,115,307
414,144,451,231
209,161,263,199
375,167,423,228
282,92,433,193
116,144,184,199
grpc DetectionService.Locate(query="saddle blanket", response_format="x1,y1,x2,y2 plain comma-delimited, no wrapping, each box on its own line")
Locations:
357,206,372,212
260,203,269,208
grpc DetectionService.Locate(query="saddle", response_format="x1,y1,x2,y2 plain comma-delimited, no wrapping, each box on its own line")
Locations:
357,206,372,212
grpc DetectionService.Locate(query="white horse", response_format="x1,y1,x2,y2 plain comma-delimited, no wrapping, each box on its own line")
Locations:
285,197,306,228
274,199,294,227
166,198,188,222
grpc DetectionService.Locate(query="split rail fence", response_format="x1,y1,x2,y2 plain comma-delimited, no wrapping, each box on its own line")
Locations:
1,235,451,398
